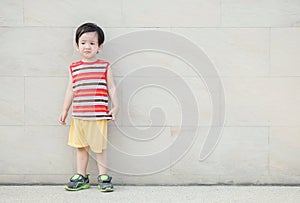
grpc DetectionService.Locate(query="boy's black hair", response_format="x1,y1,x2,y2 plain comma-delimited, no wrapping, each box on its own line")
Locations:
75,23,105,46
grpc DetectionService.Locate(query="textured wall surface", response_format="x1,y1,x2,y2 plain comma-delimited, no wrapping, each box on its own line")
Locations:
1,0,300,185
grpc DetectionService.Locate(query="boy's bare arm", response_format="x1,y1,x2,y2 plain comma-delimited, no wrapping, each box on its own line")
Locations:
107,68,119,121
59,72,74,125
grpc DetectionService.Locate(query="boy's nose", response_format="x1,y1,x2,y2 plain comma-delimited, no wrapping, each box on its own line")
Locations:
84,43,91,48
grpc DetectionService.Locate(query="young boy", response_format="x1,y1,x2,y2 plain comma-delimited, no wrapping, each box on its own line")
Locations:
59,23,118,192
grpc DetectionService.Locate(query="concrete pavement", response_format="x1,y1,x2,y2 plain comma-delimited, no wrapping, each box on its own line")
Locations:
0,185,300,203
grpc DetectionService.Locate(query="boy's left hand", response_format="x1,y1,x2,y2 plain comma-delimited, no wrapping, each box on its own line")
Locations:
108,106,119,121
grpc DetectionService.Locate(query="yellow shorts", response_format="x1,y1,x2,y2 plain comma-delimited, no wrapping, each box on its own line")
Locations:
68,118,108,153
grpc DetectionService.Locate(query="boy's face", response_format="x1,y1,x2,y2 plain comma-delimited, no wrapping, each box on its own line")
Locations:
76,31,102,61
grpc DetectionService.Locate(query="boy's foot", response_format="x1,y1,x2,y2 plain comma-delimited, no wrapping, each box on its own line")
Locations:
97,174,114,192
65,174,90,191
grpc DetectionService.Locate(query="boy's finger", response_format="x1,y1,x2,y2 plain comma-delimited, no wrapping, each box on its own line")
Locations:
59,117,66,125
111,114,115,121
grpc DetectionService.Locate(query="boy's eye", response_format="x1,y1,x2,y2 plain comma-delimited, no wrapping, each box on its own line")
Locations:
81,42,85,45
91,42,95,45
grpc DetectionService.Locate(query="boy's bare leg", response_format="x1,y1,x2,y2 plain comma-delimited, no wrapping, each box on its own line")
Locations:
96,150,107,175
77,146,89,176
96,150,114,192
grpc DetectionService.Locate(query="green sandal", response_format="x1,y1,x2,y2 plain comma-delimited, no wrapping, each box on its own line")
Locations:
65,174,90,191
97,174,114,192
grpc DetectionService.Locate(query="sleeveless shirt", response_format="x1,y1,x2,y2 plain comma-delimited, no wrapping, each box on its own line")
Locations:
70,59,112,120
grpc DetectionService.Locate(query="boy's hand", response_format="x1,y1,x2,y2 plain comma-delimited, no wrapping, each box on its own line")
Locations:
108,106,119,121
59,110,68,125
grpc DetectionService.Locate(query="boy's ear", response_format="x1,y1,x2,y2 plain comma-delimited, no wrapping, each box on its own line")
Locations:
98,44,103,51
75,44,79,51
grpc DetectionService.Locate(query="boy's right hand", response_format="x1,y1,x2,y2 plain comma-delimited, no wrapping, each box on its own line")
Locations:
59,110,68,125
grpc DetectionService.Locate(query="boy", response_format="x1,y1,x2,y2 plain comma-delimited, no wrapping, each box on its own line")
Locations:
59,23,118,192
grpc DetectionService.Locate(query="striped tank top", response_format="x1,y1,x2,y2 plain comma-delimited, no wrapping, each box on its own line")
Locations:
70,59,112,120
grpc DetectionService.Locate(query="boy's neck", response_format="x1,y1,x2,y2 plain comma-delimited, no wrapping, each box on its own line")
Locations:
81,58,99,63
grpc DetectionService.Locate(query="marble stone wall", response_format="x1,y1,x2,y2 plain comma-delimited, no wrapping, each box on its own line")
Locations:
1,0,300,185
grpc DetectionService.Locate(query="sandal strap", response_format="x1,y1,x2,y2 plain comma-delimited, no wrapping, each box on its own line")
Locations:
98,174,112,183
70,174,89,182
